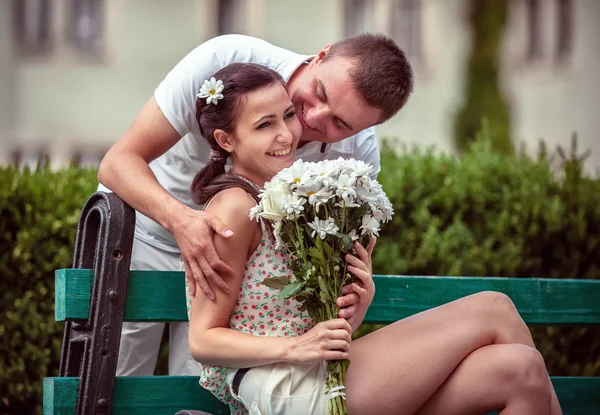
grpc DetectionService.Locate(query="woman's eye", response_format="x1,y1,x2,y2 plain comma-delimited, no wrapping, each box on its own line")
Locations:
285,111,297,119
258,122,271,129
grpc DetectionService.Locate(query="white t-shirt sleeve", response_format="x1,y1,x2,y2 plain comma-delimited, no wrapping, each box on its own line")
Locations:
355,127,381,180
154,37,227,137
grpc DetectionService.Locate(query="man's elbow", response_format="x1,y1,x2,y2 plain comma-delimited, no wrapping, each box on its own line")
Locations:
97,150,114,187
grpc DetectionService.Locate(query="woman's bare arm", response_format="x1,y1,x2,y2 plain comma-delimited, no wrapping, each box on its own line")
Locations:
188,188,352,367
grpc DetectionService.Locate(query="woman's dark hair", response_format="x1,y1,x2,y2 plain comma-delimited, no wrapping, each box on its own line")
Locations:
191,63,286,206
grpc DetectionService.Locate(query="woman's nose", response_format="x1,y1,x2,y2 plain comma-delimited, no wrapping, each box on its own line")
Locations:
277,123,294,143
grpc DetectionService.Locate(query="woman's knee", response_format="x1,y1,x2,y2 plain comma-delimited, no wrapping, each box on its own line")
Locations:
471,291,525,329
497,344,549,395
471,291,517,316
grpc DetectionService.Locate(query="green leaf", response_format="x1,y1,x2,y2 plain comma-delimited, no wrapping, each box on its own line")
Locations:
309,247,327,268
317,276,333,303
259,276,291,291
278,282,305,300
318,237,334,258
334,232,354,250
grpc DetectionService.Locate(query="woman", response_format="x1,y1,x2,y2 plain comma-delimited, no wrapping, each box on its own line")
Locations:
186,63,561,415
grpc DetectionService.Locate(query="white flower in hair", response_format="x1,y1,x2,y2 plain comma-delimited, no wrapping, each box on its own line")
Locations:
198,77,224,105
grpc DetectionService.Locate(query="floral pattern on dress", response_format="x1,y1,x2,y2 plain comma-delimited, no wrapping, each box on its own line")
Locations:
186,221,315,415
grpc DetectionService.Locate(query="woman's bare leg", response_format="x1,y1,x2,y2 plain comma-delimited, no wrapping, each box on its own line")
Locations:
415,344,551,415
344,291,561,414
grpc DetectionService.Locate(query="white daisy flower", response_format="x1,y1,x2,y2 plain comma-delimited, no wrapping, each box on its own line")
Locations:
308,217,339,239
282,194,307,217
347,229,360,241
344,158,373,179
278,160,311,187
356,182,376,204
309,160,339,186
334,197,361,209
360,215,381,237
248,204,262,220
197,77,224,105
295,183,333,207
335,173,357,202
372,209,386,222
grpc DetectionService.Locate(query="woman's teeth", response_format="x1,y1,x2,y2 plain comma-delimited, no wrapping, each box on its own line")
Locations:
268,146,291,157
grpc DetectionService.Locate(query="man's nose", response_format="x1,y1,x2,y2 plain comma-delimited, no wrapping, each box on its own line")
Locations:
307,103,331,124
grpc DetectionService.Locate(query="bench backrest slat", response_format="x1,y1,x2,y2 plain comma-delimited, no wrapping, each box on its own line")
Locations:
42,375,600,415
56,269,600,325
43,376,229,414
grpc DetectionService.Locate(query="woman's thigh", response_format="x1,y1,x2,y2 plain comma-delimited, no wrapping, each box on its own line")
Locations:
344,292,512,414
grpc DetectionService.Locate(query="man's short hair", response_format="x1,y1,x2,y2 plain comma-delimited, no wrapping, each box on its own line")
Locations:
326,33,414,123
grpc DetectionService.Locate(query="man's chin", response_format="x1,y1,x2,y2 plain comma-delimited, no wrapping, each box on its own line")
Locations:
299,130,326,145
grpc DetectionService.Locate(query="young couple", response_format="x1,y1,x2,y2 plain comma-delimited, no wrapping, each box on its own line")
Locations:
99,34,561,414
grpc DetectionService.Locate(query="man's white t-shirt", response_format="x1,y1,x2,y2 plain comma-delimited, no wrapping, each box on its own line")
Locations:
103,34,380,253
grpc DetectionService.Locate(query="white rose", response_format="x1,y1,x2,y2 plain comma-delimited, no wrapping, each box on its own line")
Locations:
259,189,287,221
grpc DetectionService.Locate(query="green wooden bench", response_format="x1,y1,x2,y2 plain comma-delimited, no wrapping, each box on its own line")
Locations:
43,193,600,414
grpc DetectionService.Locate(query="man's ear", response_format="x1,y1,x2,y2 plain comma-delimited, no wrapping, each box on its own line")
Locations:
214,129,234,153
310,44,332,67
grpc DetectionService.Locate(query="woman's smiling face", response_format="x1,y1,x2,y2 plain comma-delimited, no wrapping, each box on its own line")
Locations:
219,83,302,186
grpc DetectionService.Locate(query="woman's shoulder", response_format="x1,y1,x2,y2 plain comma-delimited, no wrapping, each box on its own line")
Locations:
205,188,257,225
206,187,262,256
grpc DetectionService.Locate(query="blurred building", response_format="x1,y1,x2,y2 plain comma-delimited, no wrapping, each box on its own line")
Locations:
0,0,599,173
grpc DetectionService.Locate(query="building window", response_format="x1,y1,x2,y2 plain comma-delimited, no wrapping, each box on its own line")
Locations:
218,0,246,35
525,0,542,61
12,0,53,55
345,0,375,37
556,0,573,61
66,0,105,56
11,0,107,59
390,0,422,60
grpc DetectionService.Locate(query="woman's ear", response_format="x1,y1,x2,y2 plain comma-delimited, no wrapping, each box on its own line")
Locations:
214,129,234,153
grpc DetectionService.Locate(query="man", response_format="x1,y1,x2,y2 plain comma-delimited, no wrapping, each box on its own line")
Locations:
98,33,413,376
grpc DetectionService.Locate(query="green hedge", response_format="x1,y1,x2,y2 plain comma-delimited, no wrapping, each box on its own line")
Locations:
1,138,599,414
0,164,98,415
370,137,600,376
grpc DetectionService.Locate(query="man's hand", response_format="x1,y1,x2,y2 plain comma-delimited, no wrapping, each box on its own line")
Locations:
336,237,377,331
173,208,235,300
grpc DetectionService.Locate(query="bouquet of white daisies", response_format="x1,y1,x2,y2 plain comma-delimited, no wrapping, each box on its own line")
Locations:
249,158,394,415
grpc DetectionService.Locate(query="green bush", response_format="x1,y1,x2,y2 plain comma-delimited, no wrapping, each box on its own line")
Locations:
1,137,599,414
370,137,600,376
0,164,98,415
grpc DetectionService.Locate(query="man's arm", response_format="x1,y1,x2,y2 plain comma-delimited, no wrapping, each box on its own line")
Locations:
98,37,240,299
99,97,185,231
98,97,234,300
